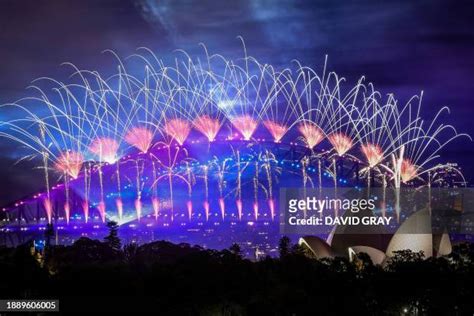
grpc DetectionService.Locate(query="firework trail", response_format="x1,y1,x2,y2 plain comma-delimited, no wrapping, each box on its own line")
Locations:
82,163,91,222
54,151,84,223
151,160,160,220
125,127,155,221
260,151,280,220
134,159,145,221
201,164,210,221
184,162,195,221
253,161,259,221
89,137,119,222
383,94,470,187
232,149,253,220
356,92,400,187
261,69,298,143
211,157,231,220
115,162,123,220
39,123,53,223
151,144,190,221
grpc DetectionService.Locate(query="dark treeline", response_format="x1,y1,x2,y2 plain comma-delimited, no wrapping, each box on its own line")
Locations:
0,222,473,315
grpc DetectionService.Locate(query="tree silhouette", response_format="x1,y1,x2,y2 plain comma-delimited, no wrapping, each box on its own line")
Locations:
278,236,291,258
43,223,54,263
229,243,242,258
0,237,473,314
104,221,121,251
291,243,305,256
123,243,138,263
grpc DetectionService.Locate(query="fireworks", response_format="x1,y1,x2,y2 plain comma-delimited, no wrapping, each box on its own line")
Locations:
400,159,418,184
263,120,288,143
236,199,243,221
152,197,160,220
43,198,53,224
116,197,123,220
231,115,258,141
64,202,70,224
55,151,84,179
0,41,470,227
89,138,119,164
134,198,143,221
97,200,106,223
193,115,221,142
219,198,225,220
125,127,154,153
328,133,353,156
298,123,324,149
361,143,384,168
268,199,275,221
164,118,191,145
82,200,89,223
187,201,193,221
204,201,210,221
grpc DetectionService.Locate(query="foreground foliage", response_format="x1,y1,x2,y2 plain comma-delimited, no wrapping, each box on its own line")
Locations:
0,235,472,315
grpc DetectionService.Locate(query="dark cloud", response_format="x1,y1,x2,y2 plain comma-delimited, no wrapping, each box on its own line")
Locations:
0,154,44,206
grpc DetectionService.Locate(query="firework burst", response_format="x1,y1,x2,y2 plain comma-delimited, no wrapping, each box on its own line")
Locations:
263,120,288,143
400,158,418,183
125,127,154,153
361,143,384,168
163,118,191,145
89,137,119,164
54,151,84,179
298,122,324,149
193,115,221,142
231,115,258,141
328,133,353,156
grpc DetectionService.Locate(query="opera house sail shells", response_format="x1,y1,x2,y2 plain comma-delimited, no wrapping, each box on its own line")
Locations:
0,43,470,257
299,208,454,264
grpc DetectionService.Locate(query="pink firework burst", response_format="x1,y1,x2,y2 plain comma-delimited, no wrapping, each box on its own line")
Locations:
204,201,210,221
263,120,288,143
400,159,418,183
164,118,191,145
116,197,123,220
64,202,70,224
236,199,243,220
328,133,353,156
152,197,160,220
97,200,106,222
82,200,89,223
89,137,119,163
55,151,84,179
125,126,153,153
298,123,324,149
231,115,258,141
187,200,193,221
193,115,221,142
253,202,259,221
134,198,142,221
43,198,53,224
268,199,275,221
361,143,384,167
219,198,225,221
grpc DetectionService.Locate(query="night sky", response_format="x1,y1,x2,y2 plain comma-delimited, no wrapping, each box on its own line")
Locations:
0,0,473,206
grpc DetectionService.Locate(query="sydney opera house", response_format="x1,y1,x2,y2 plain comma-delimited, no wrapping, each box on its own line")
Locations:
299,207,459,264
